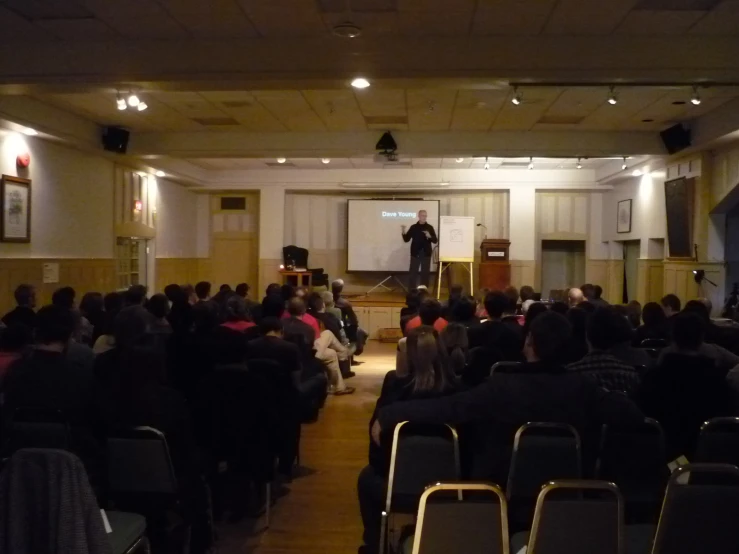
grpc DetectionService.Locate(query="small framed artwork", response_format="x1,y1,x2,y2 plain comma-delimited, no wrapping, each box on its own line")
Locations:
1,175,31,243
617,199,632,234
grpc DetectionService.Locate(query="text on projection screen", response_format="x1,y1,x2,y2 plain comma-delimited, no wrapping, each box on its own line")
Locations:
346,199,440,272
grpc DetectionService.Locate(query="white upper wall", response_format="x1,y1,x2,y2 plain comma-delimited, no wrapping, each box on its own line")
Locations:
154,176,200,258
0,132,114,258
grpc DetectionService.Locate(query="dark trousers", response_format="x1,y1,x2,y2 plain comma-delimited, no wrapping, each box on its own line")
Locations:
357,464,386,554
408,254,431,289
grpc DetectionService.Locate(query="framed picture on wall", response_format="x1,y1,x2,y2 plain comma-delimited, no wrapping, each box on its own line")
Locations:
1,175,31,243
617,199,632,234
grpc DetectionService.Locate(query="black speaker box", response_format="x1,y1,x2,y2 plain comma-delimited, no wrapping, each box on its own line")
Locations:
102,126,130,154
660,123,691,155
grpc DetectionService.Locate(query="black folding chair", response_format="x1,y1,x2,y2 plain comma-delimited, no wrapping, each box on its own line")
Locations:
407,482,510,554
596,418,668,522
511,480,624,554
380,422,461,554
4,407,71,453
489,361,522,377
507,422,582,530
627,464,739,554
695,417,739,466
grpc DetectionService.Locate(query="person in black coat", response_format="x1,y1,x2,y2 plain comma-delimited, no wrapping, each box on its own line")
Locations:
467,291,523,360
1,284,36,330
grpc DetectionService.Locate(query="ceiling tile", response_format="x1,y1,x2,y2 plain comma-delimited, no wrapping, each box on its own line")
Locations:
396,10,472,36
158,0,259,38
79,0,188,38
237,1,327,36
301,90,366,131
491,87,562,130
472,0,557,35
543,0,641,35
451,90,508,131
34,17,118,40
615,9,705,33
0,6,54,40
688,0,739,33
251,90,327,131
577,87,669,130
397,0,476,10
406,89,457,131
1,0,93,20
354,89,407,118
199,91,286,131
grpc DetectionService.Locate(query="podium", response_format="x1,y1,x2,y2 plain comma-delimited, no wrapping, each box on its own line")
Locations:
478,239,511,291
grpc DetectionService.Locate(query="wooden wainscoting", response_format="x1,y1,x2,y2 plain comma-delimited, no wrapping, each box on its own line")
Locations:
0,258,116,314
636,259,664,305
663,261,724,314
155,258,204,292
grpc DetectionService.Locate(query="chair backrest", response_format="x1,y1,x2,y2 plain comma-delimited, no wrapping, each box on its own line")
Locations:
651,464,739,554
107,426,178,494
528,480,623,554
596,418,668,495
489,361,522,377
6,408,71,452
695,417,739,466
283,245,308,267
385,422,461,515
640,339,668,349
411,482,509,554
507,423,582,501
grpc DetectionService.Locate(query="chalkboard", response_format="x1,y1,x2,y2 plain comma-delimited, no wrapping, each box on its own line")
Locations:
664,177,694,258
439,215,475,262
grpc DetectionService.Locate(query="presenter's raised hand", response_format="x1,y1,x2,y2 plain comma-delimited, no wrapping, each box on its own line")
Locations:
401,224,407,233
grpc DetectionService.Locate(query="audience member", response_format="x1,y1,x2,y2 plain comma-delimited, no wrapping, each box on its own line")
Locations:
147,293,173,335
320,290,344,327
165,284,193,335
634,301,669,345
550,301,569,315
220,295,255,333
66,310,96,373
332,279,368,356
0,324,32,383
567,287,584,307
520,285,535,315
2,284,37,329
359,326,459,554
93,292,123,354
124,284,148,307
450,296,480,329
522,301,548,339
564,307,589,363
592,285,609,307
372,311,643,485
661,293,681,318
282,296,321,338
467,291,523,360
235,282,259,312
79,292,104,344
405,297,448,334
194,281,212,303
183,284,198,305
683,298,738,354
581,283,595,302
475,288,490,318
625,300,642,329
308,294,342,342
503,286,519,313
440,323,469,375
442,284,464,320
567,307,641,397
638,312,732,459
52,286,76,310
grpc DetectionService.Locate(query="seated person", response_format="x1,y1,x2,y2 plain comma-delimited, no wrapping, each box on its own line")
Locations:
372,312,643,485
450,296,481,330
220,295,256,333
281,294,321,338
563,307,589,363
399,289,422,331
439,323,469,376
2,284,36,329
93,292,124,355
625,300,641,329
332,279,368,356
567,307,641,397
358,326,459,554
442,284,464,320
0,324,32,385
247,317,328,421
405,297,448,334
284,297,354,396
661,293,681,318
146,293,173,335
639,312,732,459
309,293,356,378
634,301,669,345
520,285,536,315
467,291,523,360
567,287,584,307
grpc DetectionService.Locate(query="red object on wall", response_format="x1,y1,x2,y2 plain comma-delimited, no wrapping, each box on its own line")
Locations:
16,152,30,168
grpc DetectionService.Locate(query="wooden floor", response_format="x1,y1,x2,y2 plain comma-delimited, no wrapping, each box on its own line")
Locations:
218,341,395,554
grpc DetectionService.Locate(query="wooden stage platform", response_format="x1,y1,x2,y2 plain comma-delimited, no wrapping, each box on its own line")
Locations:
345,291,407,307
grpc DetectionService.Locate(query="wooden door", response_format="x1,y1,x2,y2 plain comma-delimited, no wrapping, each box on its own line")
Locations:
212,237,257,290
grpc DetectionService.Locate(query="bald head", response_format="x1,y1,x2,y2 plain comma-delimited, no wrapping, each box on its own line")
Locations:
418,210,427,224
568,288,584,307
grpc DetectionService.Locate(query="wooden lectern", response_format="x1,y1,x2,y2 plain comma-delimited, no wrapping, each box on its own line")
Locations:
478,239,511,291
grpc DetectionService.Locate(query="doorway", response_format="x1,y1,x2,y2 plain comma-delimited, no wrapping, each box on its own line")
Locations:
541,240,586,300
622,240,640,303
115,237,151,291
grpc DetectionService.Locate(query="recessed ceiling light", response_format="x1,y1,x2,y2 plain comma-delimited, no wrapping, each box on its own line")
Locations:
455,158,464,163
332,21,362,38
351,77,370,89
632,169,643,177
276,157,287,164
155,170,165,177
21,127,38,136
321,158,331,164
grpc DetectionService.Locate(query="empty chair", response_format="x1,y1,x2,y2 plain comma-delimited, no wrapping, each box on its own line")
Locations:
511,480,624,554
408,483,510,554
4,407,70,453
596,418,668,522
381,422,461,554
695,417,739,466
628,464,739,554
507,423,582,529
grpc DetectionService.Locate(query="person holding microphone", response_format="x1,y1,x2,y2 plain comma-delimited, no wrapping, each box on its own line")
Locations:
401,210,437,289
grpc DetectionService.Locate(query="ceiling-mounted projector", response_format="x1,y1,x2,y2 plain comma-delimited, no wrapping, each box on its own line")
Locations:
376,131,398,161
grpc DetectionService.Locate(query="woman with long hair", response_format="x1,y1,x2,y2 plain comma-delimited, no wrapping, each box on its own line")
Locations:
439,323,469,376
358,326,458,554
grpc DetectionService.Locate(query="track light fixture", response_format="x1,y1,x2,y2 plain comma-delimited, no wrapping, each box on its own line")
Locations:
622,157,628,170
511,87,522,106
116,91,148,112
484,156,490,171
691,86,702,106
607,86,618,105
116,94,126,111
576,158,582,169
528,157,534,170
127,94,140,107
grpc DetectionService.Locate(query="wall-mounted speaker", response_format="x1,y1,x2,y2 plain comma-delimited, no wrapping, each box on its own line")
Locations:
660,123,691,155
102,126,130,154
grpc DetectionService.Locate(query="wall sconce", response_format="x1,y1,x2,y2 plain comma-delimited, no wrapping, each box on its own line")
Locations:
133,200,143,212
